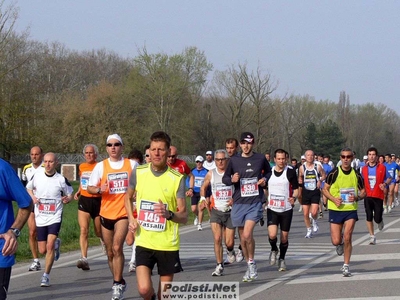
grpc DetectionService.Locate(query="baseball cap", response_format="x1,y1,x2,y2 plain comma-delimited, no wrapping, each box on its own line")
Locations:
363,155,368,160
240,132,254,144
206,151,213,155
301,155,306,160
107,133,123,145
195,155,204,162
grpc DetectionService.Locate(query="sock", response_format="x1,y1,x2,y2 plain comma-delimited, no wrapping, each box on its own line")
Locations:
130,242,136,263
34,258,39,262
279,241,289,260
248,258,254,264
269,237,278,252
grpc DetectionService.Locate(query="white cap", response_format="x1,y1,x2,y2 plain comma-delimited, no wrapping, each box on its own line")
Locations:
363,155,368,160
107,134,123,145
206,151,213,155
301,155,306,160
195,155,204,162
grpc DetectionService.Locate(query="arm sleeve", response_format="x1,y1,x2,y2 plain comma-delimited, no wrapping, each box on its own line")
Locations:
287,168,299,189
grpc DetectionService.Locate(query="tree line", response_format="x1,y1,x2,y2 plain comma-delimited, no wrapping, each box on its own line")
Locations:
1,2,399,162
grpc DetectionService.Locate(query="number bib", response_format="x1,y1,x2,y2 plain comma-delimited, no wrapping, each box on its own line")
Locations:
340,188,356,204
368,175,376,189
38,198,57,215
138,200,167,232
269,194,285,210
81,171,92,190
304,178,317,190
240,177,259,197
107,172,129,194
388,170,394,178
214,184,233,211
194,176,204,188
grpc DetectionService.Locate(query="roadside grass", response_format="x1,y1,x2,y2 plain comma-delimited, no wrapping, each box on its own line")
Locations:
15,181,208,262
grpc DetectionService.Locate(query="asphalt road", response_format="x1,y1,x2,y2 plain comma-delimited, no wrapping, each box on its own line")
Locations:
8,202,400,300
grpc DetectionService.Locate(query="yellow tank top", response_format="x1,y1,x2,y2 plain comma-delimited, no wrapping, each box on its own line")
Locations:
328,167,359,211
135,164,183,251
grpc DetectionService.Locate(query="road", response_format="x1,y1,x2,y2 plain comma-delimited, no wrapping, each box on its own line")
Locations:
8,203,400,300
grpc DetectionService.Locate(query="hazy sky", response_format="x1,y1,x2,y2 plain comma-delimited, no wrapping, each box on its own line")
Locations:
10,0,400,114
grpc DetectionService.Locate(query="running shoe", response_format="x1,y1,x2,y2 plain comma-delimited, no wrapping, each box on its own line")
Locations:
383,206,388,214
278,259,287,271
40,275,50,287
259,217,265,226
77,258,90,270
128,261,136,272
111,283,125,300
28,260,41,271
378,220,384,231
388,206,392,213
101,239,107,255
395,198,399,207
318,212,323,219
305,228,313,238
225,251,236,264
194,217,198,226
341,264,352,277
242,267,251,282
54,238,61,261
197,224,202,231
369,235,376,245
336,243,344,256
312,219,319,234
211,264,224,276
248,262,258,280
236,249,244,262
298,206,303,212
269,250,278,266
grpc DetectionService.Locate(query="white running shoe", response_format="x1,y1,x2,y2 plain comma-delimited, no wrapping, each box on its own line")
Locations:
197,224,202,231
128,261,136,272
248,262,258,280
369,235,376,245
395,198,399,207
236,249,244,262
28,260,41,271
383,206,388,214
111,283,125,300
312,219,319,234
305,228,313,238
269,250,278,266
194,217,198,226
341,264,352,277
278,259,287,271
298,206,303,212
225,251,236,264
212,264,224,276
40,275,50,287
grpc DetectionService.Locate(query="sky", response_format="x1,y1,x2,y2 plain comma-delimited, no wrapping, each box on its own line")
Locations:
8,0,400,114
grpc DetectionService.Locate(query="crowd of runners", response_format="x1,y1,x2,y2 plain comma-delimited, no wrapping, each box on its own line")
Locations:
1,131,400,300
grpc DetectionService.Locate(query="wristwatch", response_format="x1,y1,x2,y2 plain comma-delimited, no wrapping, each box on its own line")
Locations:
9,228,21,238
167,210,175,221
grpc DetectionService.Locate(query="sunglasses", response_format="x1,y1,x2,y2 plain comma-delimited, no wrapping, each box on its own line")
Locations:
215,158,227,162
168,155,176,158
106,143,122,147
145,154,150,157
195,161,203,163
340,155,353,159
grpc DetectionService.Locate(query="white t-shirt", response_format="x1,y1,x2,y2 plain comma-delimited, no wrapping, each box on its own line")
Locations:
203,160,216,170
26,171,73,227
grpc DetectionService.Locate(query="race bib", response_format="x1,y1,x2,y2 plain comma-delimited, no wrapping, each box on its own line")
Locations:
38,198,57,215
240,177,259,197
214,184,233,211
107,172,129,194
340,188,356,204
138,200,167,232
368,175,376,189
269,194,285,210
194,176,204,188
81,171,92,190
304,178,317,191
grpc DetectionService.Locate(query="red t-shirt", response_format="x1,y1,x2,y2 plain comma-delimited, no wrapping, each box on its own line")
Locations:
168,158,191,175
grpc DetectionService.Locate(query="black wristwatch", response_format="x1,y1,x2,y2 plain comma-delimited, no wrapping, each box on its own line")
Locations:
167,210,175,221
9,228,21,238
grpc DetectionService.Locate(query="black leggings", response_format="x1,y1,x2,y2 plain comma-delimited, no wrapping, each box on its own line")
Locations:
364,197,383,223
0,267,11,300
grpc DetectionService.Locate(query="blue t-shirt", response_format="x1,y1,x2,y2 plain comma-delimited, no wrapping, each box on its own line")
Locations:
0,159,32,267
186,167,209,193
384,162,400,183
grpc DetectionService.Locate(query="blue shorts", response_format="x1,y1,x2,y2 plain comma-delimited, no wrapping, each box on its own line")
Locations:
329,210,358,224
36,222,62,241
231,202,263,227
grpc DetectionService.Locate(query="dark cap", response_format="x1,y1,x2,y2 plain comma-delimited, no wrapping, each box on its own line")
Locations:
240,132,254,144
